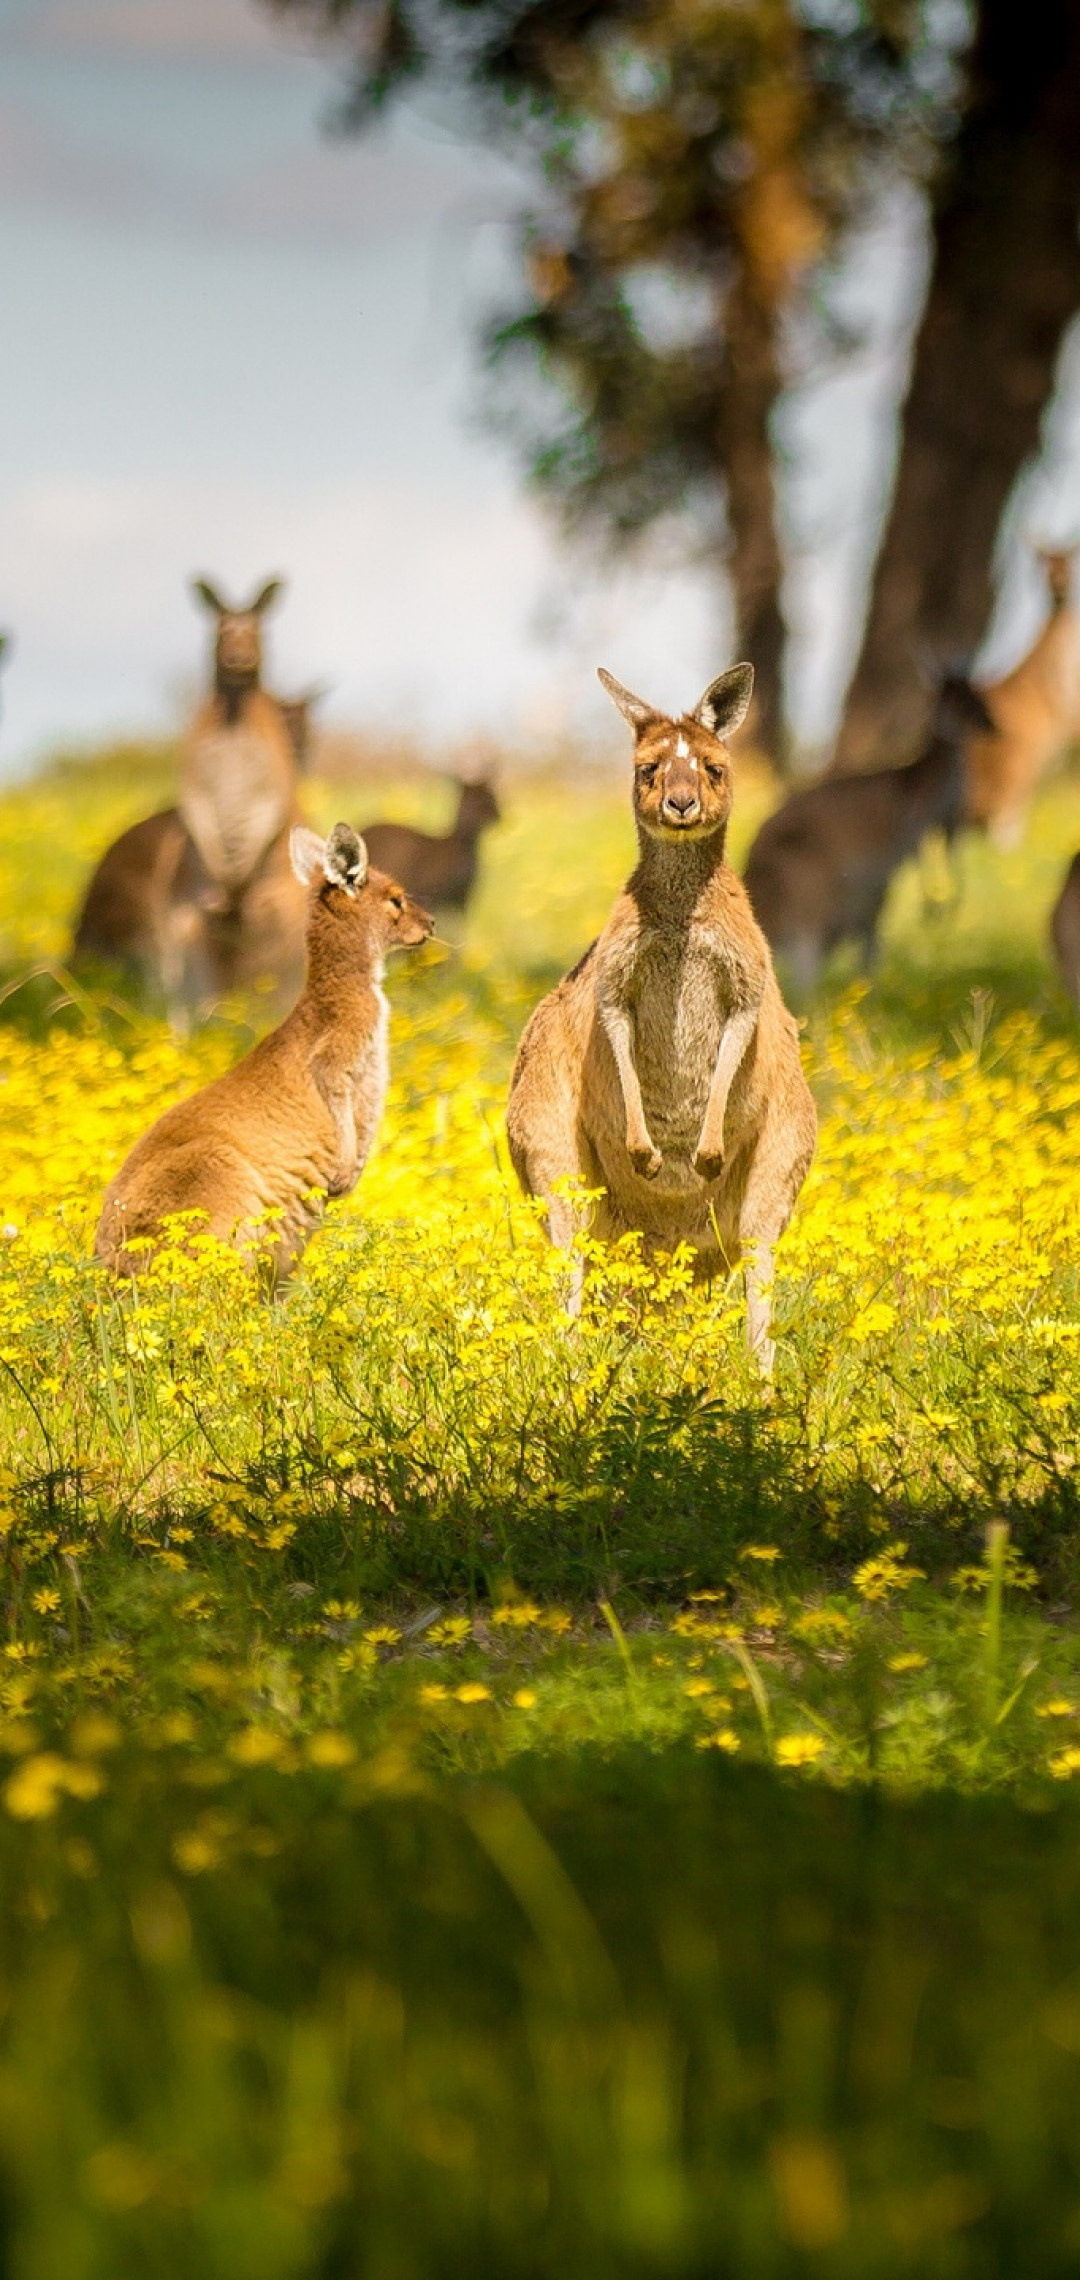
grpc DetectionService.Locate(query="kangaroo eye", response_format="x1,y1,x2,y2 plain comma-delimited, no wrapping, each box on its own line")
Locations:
390,895,404,912
638,763,660,784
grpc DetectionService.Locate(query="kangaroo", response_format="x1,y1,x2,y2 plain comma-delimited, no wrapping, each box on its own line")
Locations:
95,824,432,1282
359,778,500,914
967,548,1080,846
73,578,309,1011
1051,851,1080,1006
506,664,815,1371
743,672,995,993
277,683,329,775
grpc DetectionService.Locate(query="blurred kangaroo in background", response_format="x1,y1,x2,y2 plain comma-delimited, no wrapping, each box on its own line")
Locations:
1051,852,1080,1006
95,824,432,1283
966,548,1080,846
359,777,500,915
278,683,329,775
507,664,815,1372
743,672,995,993
74,578,309,1014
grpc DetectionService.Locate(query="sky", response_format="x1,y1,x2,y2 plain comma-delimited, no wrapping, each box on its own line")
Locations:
2,0,1080,772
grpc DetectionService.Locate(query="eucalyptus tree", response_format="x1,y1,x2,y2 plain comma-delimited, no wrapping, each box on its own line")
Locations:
269,0,943,765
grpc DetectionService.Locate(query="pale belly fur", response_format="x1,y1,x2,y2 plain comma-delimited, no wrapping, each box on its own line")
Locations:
586,939,750,1245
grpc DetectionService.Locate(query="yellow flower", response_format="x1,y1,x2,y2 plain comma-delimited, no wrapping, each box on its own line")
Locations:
1037,1699,1076,1719
228,1727,285,1768
776,1733,827,1768
512,1689,537,1710
428,1616,472,1646
4,1752,100,1818
888,1653,928,1674
455,1683,492,1705
30,1588,60,1615
852,1545,924,1603
1049,1747,1080,1780
306,1731,357,1768
172,1830,218,1874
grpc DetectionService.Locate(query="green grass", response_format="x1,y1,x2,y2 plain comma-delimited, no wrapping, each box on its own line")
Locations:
1,740,1080,2269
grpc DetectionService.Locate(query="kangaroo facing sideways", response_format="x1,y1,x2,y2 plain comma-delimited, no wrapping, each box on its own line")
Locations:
95,824,432,1284
1051,851,1080,1006
359,778,500,914
743,672,995,994
506,664,816,1372
967,547,1080,847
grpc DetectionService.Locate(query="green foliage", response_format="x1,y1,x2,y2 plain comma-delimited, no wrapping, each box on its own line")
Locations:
0,740,1079,2261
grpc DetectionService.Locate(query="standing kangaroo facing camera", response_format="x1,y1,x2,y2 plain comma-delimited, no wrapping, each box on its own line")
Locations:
95,825,432,1284
506,664,816,1372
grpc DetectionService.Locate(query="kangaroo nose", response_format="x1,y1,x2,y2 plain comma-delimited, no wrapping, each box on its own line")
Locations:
664,788,700,818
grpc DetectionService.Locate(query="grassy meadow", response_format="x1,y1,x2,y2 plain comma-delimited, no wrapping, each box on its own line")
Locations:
3,739,1080,2269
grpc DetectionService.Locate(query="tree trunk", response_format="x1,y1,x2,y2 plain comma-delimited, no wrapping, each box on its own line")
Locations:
719,264,787,768
835,0,1080,772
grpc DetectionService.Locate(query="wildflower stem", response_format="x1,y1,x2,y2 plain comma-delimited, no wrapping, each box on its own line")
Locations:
984,1520,1008,1728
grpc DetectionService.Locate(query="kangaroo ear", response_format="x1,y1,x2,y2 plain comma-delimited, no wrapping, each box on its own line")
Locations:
695,663,754,740
249,578,284,616
324,822,369,893
290,825,327,886
191,578,228,615
597,667,660,733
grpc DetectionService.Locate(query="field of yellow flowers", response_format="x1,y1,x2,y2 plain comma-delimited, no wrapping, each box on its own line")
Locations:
2,742,1080,2273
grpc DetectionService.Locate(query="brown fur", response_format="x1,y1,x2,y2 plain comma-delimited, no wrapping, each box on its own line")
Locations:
967,549,1080,845
506,665,816,1370
744,674,995,992
95,824,433,1283
360,779,500,913
277,684,328,775
73,578,309,1012
1051,850,1080,1006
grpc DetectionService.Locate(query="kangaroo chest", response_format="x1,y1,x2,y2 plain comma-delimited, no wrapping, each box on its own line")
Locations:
182,723,291,890
627,930,741,1141
323,988,390,1190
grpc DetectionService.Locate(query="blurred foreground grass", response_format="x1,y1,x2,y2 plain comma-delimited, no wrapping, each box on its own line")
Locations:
1,740,1080,2268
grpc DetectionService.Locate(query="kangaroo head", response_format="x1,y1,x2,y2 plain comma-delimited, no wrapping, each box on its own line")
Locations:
598,663,754,841
278,683,329,769
192,575,284,693
455,777,501,831
290,824,434,952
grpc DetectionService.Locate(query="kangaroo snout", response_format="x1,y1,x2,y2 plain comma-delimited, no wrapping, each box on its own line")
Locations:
400,900,435,947
662,785,702,824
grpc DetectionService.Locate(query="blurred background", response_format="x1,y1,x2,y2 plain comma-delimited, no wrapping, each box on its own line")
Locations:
5,0,1080,775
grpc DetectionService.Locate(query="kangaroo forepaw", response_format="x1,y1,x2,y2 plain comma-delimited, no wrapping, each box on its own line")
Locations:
628,1139,662,1180
693,1144,725,1183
